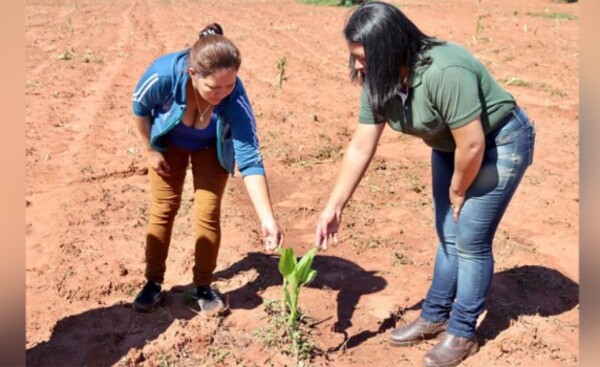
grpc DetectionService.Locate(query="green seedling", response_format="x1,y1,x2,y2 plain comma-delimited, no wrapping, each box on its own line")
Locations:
277,246,318,355
277,55,286,90
527,10,577,20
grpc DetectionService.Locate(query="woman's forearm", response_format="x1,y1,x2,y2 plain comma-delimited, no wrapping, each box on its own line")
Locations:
326,144,375,212
243,174,276,222
451,144,484,195
326,123,385,212
450,118,486,195
134,115,153,151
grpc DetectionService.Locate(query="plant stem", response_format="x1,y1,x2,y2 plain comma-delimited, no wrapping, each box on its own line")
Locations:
282,278,288,317
289,291,299,330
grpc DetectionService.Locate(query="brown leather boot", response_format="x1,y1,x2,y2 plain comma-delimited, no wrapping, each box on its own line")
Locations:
389,317,448,347
423,333,479,367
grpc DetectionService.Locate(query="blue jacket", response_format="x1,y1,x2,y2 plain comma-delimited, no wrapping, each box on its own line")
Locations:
132,49,264,176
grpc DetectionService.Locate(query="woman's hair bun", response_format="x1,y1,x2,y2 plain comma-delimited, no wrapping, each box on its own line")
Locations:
199,23,224,38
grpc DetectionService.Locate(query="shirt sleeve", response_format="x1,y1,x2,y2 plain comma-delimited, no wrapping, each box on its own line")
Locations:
223,79,266,177
427,66,482,129
358,87,378,124
131,65,172,117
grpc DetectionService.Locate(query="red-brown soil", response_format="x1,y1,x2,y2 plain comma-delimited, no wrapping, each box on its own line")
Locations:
26,0,579,366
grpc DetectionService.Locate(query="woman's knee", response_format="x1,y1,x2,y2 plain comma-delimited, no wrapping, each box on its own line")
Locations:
151,196,182,217
455,239,492,260
195,202,222,223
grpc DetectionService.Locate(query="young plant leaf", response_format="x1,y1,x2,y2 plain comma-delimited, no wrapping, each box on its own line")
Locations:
296,248,317,284
305,269,317,285
288,271,300,291
278,247,297,277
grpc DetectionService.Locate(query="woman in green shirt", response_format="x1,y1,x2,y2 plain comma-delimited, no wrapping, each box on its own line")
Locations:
314,2,535,366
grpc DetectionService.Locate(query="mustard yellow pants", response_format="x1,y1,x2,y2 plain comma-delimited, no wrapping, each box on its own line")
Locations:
144,144,229,286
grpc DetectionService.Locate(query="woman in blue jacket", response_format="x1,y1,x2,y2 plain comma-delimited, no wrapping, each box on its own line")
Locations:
131,23,283,314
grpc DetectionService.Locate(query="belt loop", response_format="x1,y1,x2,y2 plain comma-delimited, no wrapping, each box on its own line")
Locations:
512,105,520,118
511,106,525,127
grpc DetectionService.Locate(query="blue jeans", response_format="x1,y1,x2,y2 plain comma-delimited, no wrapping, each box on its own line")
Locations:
420,107,536,338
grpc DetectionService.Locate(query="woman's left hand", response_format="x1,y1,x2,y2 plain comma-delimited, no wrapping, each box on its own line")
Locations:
449,188,466,222
261,217,283,251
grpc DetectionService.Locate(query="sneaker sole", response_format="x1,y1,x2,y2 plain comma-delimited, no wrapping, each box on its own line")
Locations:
132,293,164,313
199,302,225,316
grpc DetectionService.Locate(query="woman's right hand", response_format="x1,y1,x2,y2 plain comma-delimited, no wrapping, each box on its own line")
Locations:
315,205,342,251
261,217,284,252
148,150,171,177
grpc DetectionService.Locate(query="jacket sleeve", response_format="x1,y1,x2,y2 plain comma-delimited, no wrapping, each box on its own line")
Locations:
223,79,265,177
131,63,172,117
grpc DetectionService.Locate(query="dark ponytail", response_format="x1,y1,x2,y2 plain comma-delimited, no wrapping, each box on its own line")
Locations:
199,23,223,38
190,23,241,77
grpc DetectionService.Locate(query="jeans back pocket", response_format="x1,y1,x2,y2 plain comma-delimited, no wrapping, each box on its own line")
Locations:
487,108,532,148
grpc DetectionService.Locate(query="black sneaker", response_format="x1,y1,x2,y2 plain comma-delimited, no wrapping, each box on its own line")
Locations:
132,281,163,313
195,285,224,315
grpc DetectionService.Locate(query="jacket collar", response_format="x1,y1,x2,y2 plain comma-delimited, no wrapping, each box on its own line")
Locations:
173,49,191,104
409,66,423,89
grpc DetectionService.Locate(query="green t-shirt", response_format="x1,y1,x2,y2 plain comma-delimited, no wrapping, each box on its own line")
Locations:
358,41,516,152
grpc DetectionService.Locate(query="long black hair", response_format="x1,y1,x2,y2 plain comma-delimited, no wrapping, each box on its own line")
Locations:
344,1,443,122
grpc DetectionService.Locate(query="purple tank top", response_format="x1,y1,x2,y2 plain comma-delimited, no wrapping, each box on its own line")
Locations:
166,114,218,151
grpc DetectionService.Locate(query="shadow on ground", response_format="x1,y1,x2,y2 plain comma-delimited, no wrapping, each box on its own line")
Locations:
478,265,579,344
213,251,389,350
26,251,388,365
28,260,574,365
26,289,199,367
